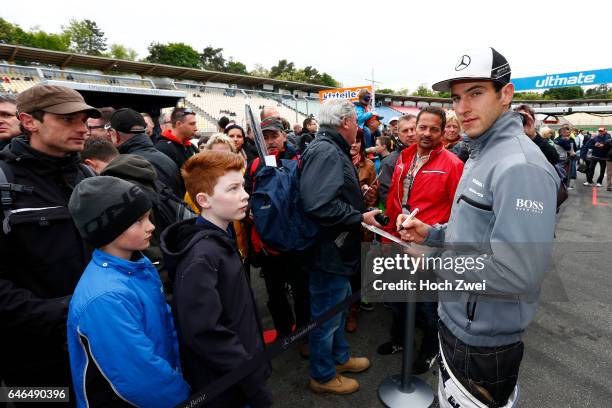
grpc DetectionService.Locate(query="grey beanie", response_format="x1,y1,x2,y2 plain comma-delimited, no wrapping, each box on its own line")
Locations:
69,176,152,248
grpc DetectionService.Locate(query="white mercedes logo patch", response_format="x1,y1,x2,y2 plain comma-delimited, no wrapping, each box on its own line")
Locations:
455,55,471,71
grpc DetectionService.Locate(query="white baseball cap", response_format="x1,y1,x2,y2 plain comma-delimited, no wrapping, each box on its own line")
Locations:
388,116,400,124
432,47,511,92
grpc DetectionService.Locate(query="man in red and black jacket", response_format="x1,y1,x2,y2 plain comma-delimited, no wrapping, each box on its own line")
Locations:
379,106,463,373
155,107,199,171
245,116,310,358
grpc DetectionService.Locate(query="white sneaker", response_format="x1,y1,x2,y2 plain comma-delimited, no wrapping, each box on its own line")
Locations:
583,182,591,186
568,186,575,190
596,183,602,187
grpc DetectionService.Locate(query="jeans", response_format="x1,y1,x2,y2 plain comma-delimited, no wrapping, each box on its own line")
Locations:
309,272,351,383
569,157,577,179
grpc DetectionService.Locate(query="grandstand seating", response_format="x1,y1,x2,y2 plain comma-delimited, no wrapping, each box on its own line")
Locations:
242,91,306,125
3,63,429,132
373,105,404,125
0,64,41,94
1,76,40,93
181,85,309,129
183,87,248,131
40,68,155,89
296,97,320,118
389,105,421,116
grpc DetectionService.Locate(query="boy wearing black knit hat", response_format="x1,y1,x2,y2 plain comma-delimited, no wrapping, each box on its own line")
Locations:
66,176,190,408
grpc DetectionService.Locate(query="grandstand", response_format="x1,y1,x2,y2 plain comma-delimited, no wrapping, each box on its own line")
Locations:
2,43,612,132
372,105,403,124
296,97,321,118
1,64,41,93
386,105,421,116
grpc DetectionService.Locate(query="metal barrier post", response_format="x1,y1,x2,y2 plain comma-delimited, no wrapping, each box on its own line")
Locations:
378,300,434,407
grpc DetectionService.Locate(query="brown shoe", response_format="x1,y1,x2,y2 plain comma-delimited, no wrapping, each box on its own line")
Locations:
336,357,371,374
298,341,310,359
309,374,359,394
345,305,359,333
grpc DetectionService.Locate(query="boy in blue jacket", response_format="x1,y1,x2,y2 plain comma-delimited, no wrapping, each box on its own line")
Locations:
67,176,190,408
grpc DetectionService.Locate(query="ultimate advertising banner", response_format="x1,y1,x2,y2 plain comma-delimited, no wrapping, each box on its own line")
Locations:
512,68,612,91
318,85,373,103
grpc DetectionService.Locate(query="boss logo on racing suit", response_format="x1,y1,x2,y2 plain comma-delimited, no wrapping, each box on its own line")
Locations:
515,198,544,214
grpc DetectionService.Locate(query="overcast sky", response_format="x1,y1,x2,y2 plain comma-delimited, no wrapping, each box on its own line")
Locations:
3,0,609,91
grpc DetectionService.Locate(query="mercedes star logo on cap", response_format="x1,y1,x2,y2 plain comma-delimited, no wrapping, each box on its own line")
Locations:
455,55,471,71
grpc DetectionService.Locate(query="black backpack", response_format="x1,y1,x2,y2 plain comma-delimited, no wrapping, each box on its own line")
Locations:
151,180,196,232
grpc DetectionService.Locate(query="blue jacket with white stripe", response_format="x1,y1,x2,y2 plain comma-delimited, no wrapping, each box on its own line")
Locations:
67,249,190,407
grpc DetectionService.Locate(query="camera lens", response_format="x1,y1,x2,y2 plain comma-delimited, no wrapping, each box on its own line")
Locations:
374,213,390,226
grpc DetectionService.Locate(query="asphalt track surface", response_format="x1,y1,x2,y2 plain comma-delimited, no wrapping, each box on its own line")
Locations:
254,171,612,408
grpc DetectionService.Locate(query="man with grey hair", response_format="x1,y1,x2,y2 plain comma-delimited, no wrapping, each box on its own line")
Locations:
0,94,20,150
300,99,382,395
159,111,172,132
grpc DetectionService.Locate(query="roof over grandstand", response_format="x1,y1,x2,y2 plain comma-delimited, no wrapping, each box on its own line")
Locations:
0,43,334,93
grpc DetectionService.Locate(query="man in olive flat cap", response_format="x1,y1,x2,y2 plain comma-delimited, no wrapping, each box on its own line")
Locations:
0,84,100,406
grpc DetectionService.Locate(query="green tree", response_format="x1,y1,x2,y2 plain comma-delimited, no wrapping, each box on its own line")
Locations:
318,73,338,87
0,17,29,44
200,46,226,71
28,30,70,51
514,92,543,100
250,64,270,77
63,19,107,55
0,18,69,51
270,59,295,78
411,85,436,97
107,43,137,60
396,88,410,96
225,58,248,75
542,86,584,100
377,88,395,94
146,42,201,68
585,84,612,98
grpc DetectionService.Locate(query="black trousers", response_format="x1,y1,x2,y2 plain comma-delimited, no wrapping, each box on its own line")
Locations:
586,159,606,183
439,321,523,407
260,253,310,337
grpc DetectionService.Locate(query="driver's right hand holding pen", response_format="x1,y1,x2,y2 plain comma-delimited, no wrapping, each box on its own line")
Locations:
396,208,430,244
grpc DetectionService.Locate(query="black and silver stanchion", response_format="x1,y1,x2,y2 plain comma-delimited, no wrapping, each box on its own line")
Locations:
378,299,434,407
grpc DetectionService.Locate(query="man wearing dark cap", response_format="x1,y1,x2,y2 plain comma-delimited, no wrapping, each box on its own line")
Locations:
107,108,183,197
0,84,100,405
245,117,311,358
396,48,559,408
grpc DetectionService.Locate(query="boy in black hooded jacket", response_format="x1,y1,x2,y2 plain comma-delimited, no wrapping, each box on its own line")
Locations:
161,150,271,408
